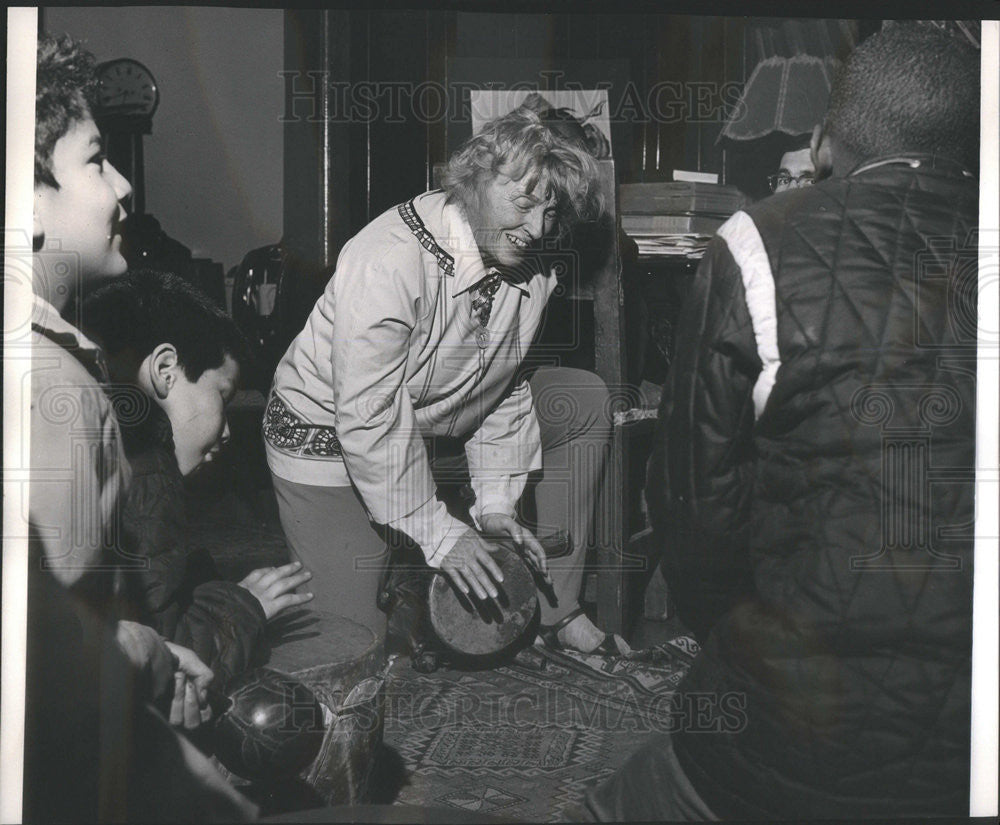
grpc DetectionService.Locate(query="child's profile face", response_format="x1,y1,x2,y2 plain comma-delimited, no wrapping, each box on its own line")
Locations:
161,355,240,476
34,117,131,281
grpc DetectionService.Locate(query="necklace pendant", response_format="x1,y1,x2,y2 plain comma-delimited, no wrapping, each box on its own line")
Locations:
476,326,490,349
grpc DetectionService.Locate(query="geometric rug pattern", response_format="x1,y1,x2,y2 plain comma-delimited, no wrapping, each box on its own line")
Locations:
186,503,698,821
383,636,699,822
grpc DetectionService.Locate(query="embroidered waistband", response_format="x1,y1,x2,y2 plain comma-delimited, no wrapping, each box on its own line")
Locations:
262,393,343,458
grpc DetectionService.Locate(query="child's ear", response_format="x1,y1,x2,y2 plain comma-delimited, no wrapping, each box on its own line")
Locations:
144,343,180,400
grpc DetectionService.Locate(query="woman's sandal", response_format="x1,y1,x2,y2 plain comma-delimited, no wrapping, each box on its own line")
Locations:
537,606,629,657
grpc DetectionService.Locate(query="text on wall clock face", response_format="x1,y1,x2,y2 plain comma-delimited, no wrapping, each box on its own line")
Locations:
96,58,159,117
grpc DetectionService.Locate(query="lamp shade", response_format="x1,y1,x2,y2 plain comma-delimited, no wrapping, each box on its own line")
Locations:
719,55,839,143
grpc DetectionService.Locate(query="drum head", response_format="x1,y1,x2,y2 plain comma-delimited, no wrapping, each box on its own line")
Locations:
428,544,539,657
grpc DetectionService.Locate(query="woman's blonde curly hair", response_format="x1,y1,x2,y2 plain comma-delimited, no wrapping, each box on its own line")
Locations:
441,98,606,238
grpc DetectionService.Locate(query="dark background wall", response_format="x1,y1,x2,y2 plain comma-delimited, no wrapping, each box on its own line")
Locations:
284,10,860,273
43,7,285,274
41,8,861,283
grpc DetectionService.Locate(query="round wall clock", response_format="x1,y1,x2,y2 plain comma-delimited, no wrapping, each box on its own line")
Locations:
95,58,159,117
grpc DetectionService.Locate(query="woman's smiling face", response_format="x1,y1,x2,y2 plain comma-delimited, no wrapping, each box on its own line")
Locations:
464,171,558,270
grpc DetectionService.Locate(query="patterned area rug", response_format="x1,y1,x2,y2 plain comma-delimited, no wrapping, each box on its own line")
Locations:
381,636,699,822
186,497,697,821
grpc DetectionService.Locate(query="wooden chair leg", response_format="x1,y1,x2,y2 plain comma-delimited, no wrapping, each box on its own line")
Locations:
596,423,626,636
596,419,657,640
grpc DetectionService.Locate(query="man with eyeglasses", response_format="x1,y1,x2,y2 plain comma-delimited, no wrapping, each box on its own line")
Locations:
767,133,816,193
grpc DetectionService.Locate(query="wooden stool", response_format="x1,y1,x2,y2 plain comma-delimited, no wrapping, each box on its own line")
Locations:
264,609,388,805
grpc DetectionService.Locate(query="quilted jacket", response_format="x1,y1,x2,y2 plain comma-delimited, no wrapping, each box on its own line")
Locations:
647,156,977,818
117,405,266,693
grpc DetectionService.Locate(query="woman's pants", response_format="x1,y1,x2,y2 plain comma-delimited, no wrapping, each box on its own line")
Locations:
269,367,612,634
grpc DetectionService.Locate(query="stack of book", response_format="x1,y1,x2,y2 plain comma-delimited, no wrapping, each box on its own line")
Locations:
620,182,748,259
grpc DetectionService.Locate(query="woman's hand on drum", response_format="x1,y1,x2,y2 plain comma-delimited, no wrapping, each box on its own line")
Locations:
479,513,551,583
440,528,506,601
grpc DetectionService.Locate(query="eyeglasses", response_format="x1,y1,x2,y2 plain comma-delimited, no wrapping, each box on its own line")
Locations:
768,173,815,192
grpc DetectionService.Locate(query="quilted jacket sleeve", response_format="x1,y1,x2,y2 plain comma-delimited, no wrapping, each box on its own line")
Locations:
121,448,188,617
646,232,761,641
169,579,267,693
123,447,266,692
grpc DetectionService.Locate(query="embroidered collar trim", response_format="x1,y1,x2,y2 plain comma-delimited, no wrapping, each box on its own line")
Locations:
398,197,455,277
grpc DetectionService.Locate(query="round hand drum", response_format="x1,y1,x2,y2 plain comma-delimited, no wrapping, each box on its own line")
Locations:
428,544,539,657
212,667,326,783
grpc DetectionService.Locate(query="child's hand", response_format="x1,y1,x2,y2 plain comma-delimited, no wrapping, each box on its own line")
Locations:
239,561,314,621
163,641,215,729
115,623,215,728
115,619,175,698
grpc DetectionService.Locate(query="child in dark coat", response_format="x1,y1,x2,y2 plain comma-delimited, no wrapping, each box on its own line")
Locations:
83,268,314,691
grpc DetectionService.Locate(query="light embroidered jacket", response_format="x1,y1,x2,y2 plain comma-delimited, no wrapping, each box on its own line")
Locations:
265,189,557,566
